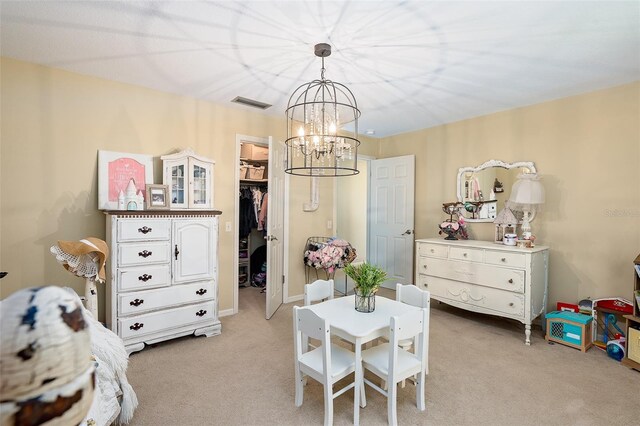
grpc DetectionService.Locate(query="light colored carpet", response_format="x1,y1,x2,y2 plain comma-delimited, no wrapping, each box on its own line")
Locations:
126,287,639,425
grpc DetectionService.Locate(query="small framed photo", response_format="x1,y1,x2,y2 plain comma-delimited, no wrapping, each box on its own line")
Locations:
145,184,169,210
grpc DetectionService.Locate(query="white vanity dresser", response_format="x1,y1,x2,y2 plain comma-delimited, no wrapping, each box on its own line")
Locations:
415,238,549,345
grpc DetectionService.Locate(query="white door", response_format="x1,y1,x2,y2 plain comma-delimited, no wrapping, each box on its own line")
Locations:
368,155,415,289
266,137,285,319
173,218,215,283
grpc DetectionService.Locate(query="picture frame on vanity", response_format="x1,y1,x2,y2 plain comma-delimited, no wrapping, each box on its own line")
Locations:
145,184,169,210
98,150,153,210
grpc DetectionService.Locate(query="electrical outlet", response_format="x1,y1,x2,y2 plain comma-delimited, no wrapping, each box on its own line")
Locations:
225,221,232,232
327,220,333,229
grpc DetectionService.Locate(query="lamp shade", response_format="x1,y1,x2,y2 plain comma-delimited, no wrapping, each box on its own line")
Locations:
508,173,545,211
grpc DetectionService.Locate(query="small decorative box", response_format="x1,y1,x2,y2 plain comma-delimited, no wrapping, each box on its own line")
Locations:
545,310,593,352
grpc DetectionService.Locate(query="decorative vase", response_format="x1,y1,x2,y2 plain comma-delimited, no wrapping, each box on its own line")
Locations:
354,288,376,313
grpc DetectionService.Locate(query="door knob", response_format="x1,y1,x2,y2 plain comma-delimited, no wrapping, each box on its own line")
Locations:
402,229,413,235
267,235,278,241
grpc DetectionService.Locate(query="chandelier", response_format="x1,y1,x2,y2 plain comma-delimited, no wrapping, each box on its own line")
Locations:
285,43,360,176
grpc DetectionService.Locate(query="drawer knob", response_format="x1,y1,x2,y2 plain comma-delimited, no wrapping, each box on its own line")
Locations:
138,250,152,258
129,298,144,307
501,258,506,262
508,279,514,284
196,288,207,296
138,274,153,282
196,309,207,317
138,226,152,234
430,249,435,253
509,302,514,307
129,322,144,331
463,253,468,257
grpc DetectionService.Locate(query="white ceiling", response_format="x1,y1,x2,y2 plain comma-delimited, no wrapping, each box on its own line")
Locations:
1,1,638,137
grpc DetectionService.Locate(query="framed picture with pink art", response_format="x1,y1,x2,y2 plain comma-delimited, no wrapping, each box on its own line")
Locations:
98,150,154,210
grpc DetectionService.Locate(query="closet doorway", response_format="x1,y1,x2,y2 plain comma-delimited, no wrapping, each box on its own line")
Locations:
234,135,285,319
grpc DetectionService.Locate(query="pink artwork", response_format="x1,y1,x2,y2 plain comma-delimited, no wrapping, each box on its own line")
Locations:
108,158,147,202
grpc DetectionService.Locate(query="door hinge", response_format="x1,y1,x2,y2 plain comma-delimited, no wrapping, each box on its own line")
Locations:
282,275,285,284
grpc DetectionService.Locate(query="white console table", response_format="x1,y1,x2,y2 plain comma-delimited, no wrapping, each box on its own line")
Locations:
415,238,549,345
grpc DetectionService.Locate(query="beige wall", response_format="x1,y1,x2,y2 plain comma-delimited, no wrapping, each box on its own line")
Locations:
2,56,637,317
378,82,640,306
0,57,348,320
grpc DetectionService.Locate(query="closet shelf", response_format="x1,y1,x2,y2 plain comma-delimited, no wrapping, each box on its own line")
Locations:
241,179,268,184
240,157,268,164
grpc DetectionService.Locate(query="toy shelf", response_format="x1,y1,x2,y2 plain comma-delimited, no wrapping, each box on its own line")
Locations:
621,253,640,371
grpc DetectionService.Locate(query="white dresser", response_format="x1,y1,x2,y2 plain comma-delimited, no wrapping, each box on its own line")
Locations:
106,211,222,354
415,238,549,345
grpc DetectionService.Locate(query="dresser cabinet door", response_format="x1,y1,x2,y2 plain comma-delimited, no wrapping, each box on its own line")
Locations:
172,218,216,283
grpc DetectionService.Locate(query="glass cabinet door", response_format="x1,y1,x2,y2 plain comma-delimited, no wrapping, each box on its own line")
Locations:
170,163,186,207
189,158,212,209
192,164,207,206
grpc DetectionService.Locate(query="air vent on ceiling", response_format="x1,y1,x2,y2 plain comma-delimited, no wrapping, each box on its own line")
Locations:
231,96,272,110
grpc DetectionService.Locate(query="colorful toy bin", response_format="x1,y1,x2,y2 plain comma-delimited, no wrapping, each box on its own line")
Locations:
545,311,593,352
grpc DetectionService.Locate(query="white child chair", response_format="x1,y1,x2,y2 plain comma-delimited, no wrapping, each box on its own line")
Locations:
396,283,431,376
361,308,429,426
293,306,359,426
303,279,335,352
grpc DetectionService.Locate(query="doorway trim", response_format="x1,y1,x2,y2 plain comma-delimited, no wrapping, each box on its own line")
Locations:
232,133,269,316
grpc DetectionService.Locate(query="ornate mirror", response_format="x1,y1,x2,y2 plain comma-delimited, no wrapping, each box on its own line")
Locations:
456,160,536,223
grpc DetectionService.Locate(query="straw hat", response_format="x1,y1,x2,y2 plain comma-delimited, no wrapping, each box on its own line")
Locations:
53,238,109,282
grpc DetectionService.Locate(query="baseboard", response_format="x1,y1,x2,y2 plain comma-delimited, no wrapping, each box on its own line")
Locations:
286,294,303,304
219,308,235,317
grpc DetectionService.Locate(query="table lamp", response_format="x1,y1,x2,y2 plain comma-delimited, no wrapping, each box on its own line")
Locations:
507,173,545,237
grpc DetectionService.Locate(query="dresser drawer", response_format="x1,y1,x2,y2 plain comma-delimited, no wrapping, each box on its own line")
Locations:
417,243,448,258
485,250,526,269
421,257,524,293
118,265,171,292
119,301,215,340
118,281,214,316
449,246,483,262
421,276,525,319
118,242,170,267
118,219,171,242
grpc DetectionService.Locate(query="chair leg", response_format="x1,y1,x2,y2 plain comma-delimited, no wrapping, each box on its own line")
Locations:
416,370,426,412
323,384,333,426
294,367,304,407
387,381,398,426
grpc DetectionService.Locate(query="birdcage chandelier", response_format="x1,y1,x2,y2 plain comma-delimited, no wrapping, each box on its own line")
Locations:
285,43,360,176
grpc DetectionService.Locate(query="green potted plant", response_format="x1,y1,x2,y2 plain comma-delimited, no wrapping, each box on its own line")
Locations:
344,262,387,312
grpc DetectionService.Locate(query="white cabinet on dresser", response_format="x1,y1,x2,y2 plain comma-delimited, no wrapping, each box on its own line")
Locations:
106,211,222,354
415,238,549,345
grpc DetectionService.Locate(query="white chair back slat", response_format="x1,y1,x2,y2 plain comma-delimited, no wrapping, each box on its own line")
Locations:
304,279,335,306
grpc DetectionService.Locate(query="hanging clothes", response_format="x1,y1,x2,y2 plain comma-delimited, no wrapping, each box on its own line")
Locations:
258,192,268,232
252,187,263,224
239,187,257,238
